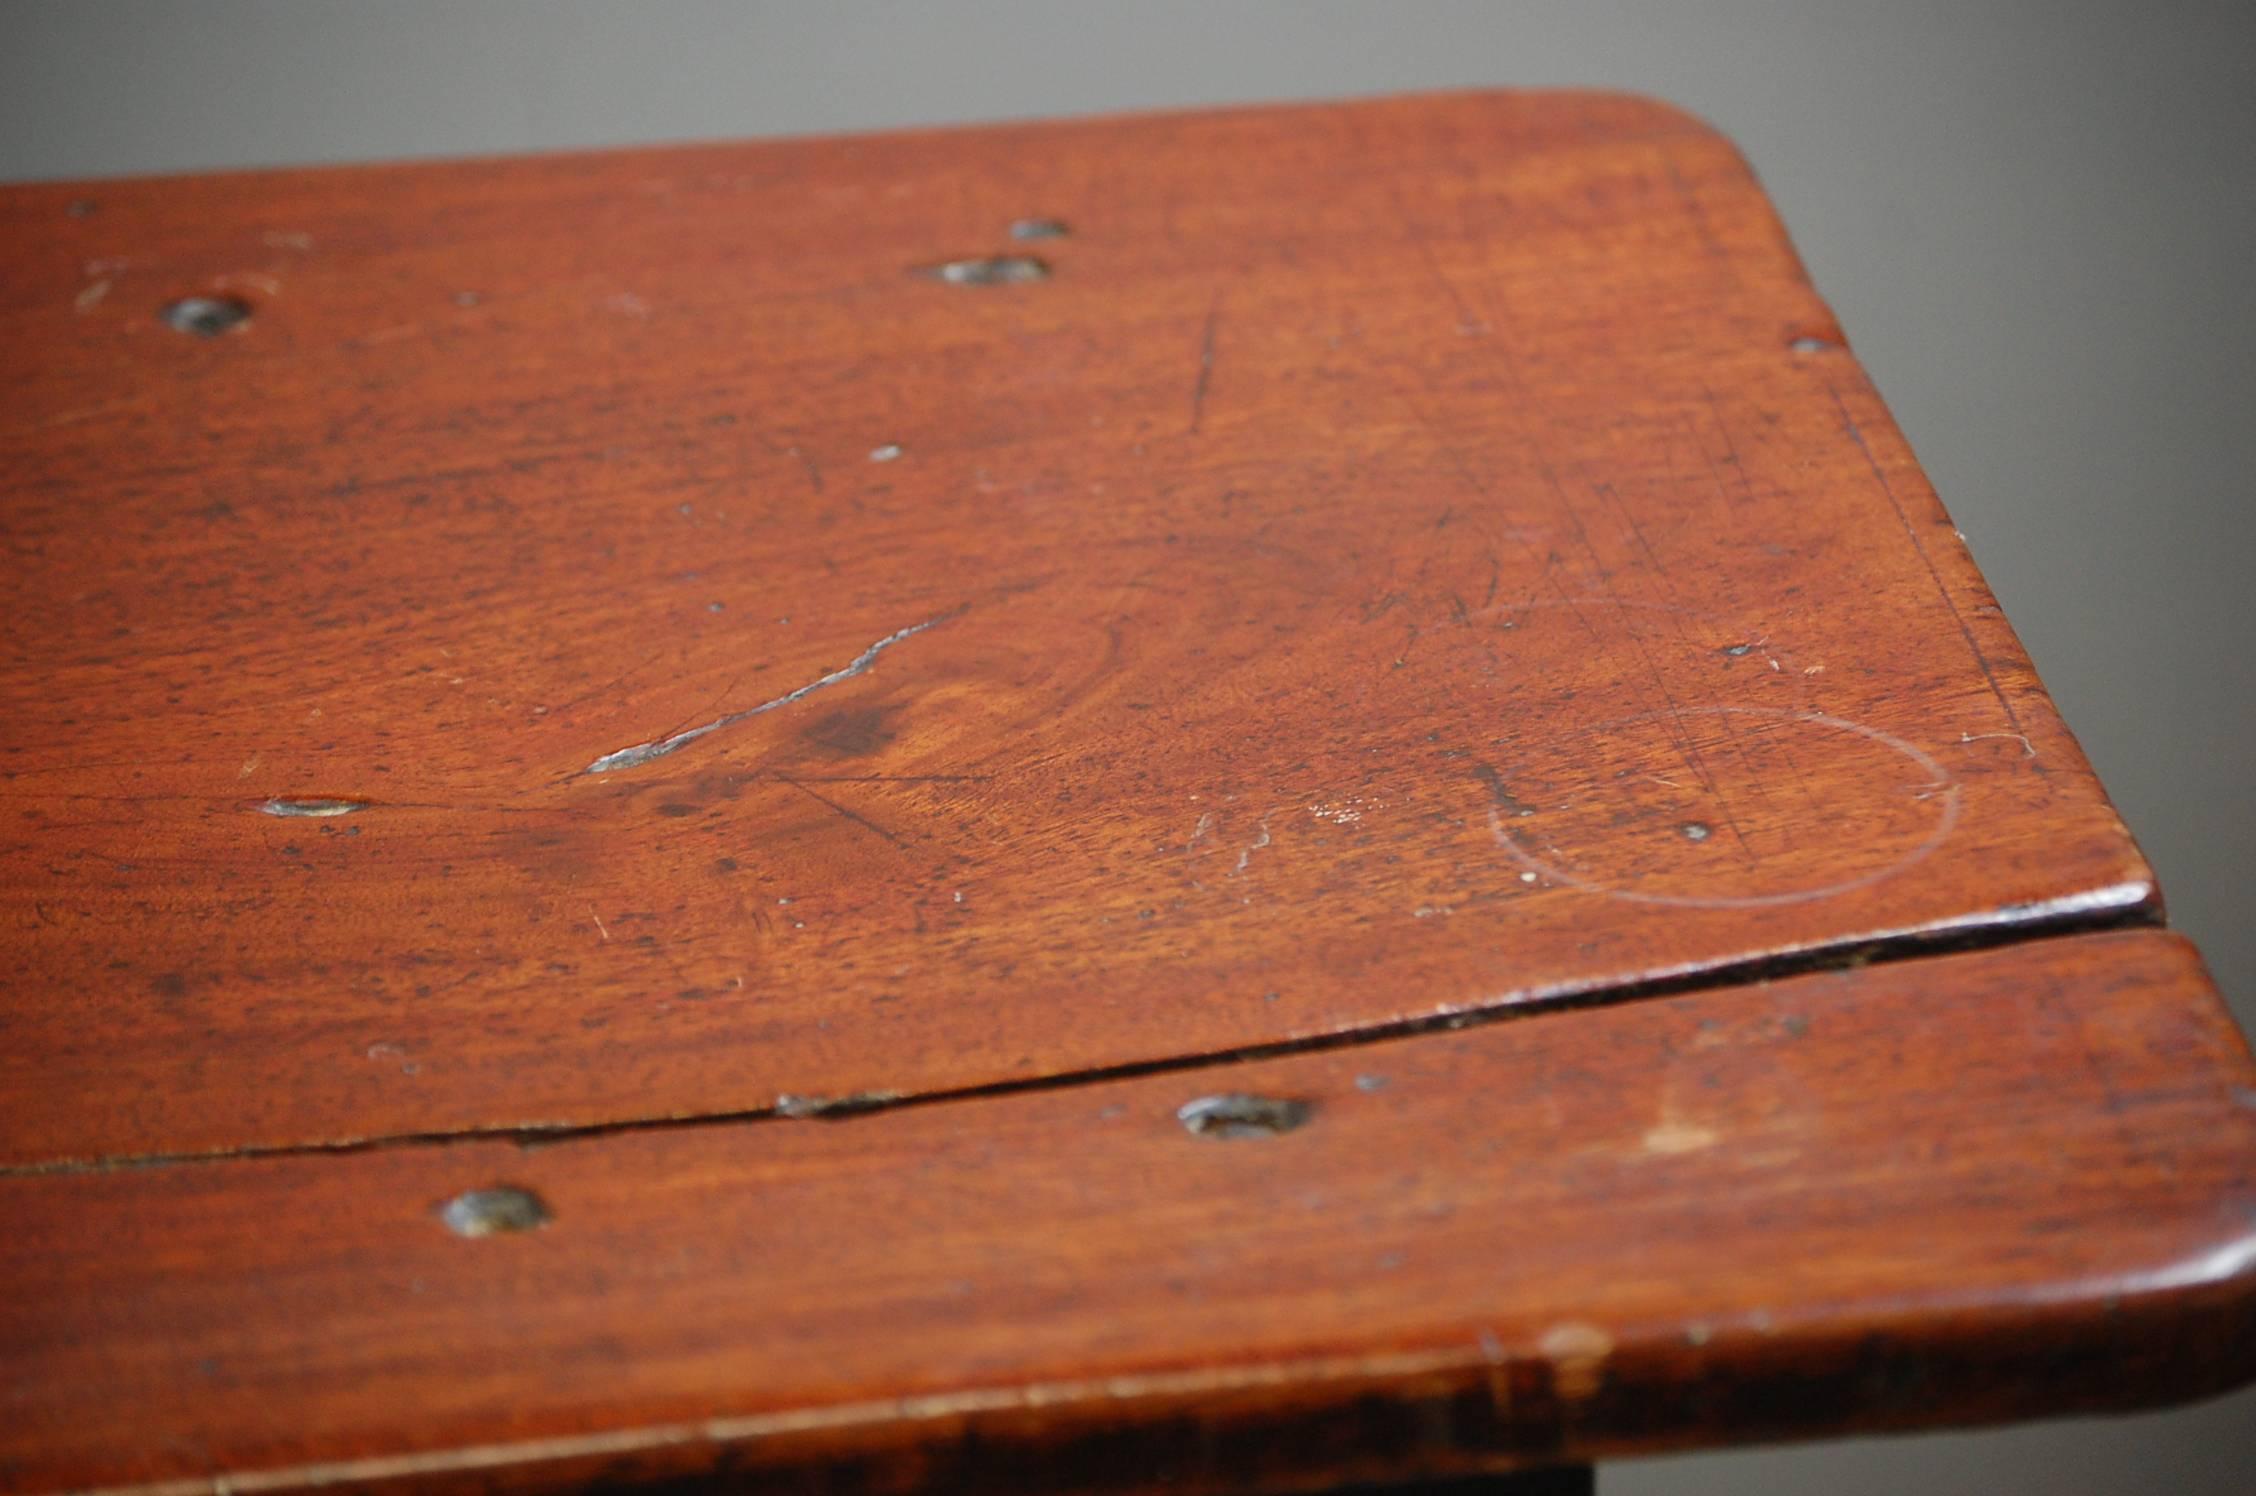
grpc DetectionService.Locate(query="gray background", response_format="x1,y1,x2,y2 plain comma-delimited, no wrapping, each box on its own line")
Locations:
5,2,2249,1490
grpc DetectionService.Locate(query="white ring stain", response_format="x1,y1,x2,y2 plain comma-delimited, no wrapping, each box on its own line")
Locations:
1489,707,1962,910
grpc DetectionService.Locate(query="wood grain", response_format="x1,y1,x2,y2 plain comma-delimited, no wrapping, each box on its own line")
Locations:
3,930,2250,1495
0,91,2158,1167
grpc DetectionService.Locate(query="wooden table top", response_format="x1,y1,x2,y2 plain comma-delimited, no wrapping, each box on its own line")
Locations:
1,90,2249,1494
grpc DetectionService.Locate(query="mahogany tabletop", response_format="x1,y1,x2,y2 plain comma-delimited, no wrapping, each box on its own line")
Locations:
1,89,2249,1495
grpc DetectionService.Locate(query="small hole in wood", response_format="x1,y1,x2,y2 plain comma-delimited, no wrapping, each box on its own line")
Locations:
1177,1093,1312,1138
1788,335,1834,355
163,295,252,337
440,1186,550,1237
924,255,1050,287
1009,218,1069,241
1679,821,1713,842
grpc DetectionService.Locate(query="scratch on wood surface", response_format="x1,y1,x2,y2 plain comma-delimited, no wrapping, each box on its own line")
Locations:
1697,383,1758,507
776,774,906,848
751,427,825,494
1642,1120,1718,1155
1388,180,1488,336
1961,731,2037,758
785,774,989,784
14,398,147,436
788,445,824,494
216,271,284,297
1188,291,1222,433
256,798,366,818
1831,384,2028,744
1658,146,1733,279
584,616,950,774
1231,820,1272,876
1587,478,1788,845
1549,482,1757,864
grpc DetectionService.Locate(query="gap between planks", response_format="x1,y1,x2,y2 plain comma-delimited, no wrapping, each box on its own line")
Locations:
0,889,2157,1180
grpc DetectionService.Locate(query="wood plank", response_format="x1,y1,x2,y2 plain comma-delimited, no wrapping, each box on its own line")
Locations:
3,930,2250,1495
0,90,2152,1167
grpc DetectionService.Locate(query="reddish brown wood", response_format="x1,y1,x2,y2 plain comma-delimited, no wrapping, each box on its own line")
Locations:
4,91,2244,1493
0,91,2156,1168
2,930,2250,1495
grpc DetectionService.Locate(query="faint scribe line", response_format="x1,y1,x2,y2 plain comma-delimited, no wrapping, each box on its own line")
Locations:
1829,383,2028,743
1187,289,1222,433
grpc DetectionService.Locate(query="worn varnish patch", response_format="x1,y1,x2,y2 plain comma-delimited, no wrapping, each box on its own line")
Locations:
0,90,2158,1167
